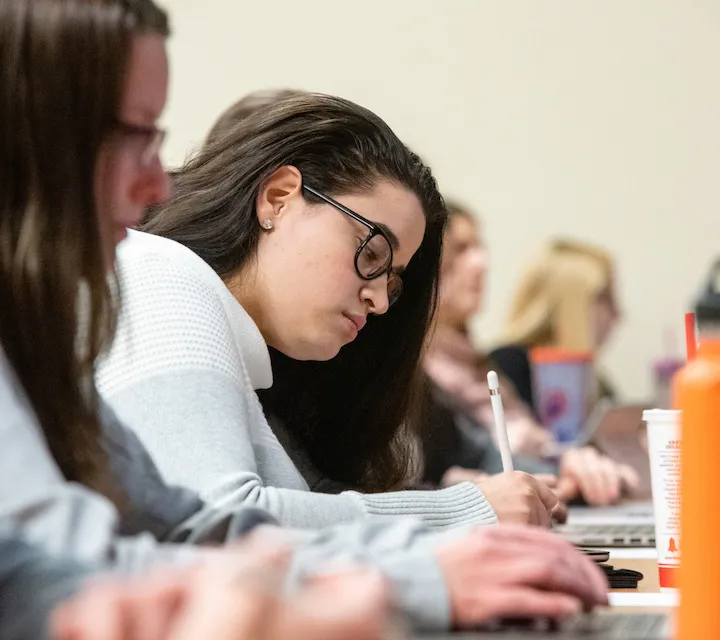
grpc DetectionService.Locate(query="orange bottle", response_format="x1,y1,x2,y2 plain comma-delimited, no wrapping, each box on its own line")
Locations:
674,265,720,639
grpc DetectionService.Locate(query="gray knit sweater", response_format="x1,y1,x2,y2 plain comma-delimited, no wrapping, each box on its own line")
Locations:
0,346,455,631
96,230,497,530
0,537,90,640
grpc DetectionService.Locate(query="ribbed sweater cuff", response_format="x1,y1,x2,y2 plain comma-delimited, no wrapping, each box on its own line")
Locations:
350,482,497,530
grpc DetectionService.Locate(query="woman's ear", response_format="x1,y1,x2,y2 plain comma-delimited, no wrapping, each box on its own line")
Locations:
255,165,303,228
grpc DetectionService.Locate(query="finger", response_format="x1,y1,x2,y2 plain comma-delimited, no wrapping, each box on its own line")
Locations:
556,476,579,503
586,450,619,505
586,456,621,506
575,454,606,505
50,601,78,640
123,575,190,640
532,494,552,528
477,527,608,602
601,459,622,505
619,464,640,491
551,501,568,525
528,475,560,514
552,537,610,604
583,559,611,605
558,548,610,606
582,464,611,506
471,588,583,624
510,473,551,527
533,474,559,489
169,582,278,640
496,546,605,607
51,586,129,640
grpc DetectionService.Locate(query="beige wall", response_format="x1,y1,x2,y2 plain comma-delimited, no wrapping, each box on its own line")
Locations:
163,0,720,400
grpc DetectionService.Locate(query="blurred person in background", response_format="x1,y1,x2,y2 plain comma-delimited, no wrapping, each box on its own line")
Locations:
423,203,636,506
492,239,622,414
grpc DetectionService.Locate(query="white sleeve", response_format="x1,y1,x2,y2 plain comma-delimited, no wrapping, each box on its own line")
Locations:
97,250,374,528
98,247,496,531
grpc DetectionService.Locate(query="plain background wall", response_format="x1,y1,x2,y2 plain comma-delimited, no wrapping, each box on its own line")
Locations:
162,0,720,401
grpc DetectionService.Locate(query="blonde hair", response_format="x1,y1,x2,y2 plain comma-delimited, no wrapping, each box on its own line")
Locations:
500,239,615,353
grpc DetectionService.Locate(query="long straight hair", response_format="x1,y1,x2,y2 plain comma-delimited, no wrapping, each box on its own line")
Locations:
143,93,447,491
0,0,169,501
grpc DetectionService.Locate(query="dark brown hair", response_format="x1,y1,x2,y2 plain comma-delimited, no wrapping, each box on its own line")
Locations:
205,88,305,146
0,0,169,500
142,93,446,491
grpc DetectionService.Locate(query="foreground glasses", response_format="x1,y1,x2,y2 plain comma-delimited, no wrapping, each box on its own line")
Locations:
303,184,403,307
114,119,166,169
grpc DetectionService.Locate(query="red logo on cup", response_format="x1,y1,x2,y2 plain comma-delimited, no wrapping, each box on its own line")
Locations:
543,389,567,423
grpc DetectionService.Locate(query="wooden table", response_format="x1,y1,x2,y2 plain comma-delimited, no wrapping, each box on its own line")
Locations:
609,556,678,616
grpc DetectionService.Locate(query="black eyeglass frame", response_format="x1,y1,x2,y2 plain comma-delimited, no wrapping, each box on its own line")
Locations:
113,118,166,168
302,184,394,282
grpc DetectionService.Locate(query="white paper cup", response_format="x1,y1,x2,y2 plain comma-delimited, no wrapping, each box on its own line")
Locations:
643,409,681,590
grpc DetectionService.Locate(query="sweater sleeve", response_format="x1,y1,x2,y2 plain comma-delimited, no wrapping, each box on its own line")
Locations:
0,347,203,572
97,241,496,531
0,537,92,640
0,363,454,632
279,518,463,632
100,405,457,632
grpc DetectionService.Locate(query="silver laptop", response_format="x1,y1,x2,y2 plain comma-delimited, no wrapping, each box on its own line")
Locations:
419,611,671,639
554,503,656,548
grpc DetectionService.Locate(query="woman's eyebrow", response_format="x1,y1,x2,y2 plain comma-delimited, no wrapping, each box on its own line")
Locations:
375,222,400,251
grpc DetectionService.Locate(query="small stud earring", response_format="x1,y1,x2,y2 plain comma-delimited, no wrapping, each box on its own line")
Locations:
261,219,274,230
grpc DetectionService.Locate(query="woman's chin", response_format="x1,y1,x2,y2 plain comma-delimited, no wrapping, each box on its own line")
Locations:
312,342,343,361
280,338,343,362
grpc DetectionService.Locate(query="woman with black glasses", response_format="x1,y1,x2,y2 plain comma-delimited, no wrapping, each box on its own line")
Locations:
97,92,562,530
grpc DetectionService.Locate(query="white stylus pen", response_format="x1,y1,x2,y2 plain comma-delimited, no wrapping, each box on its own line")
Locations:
487,370,514,472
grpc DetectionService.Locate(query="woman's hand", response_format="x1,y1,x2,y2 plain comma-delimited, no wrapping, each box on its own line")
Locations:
558,446,640,506
475,471,563,527
435,525,608,627
51,541,391,640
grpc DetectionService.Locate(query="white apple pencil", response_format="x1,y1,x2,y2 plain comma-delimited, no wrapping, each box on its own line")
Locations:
487,370,514,472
